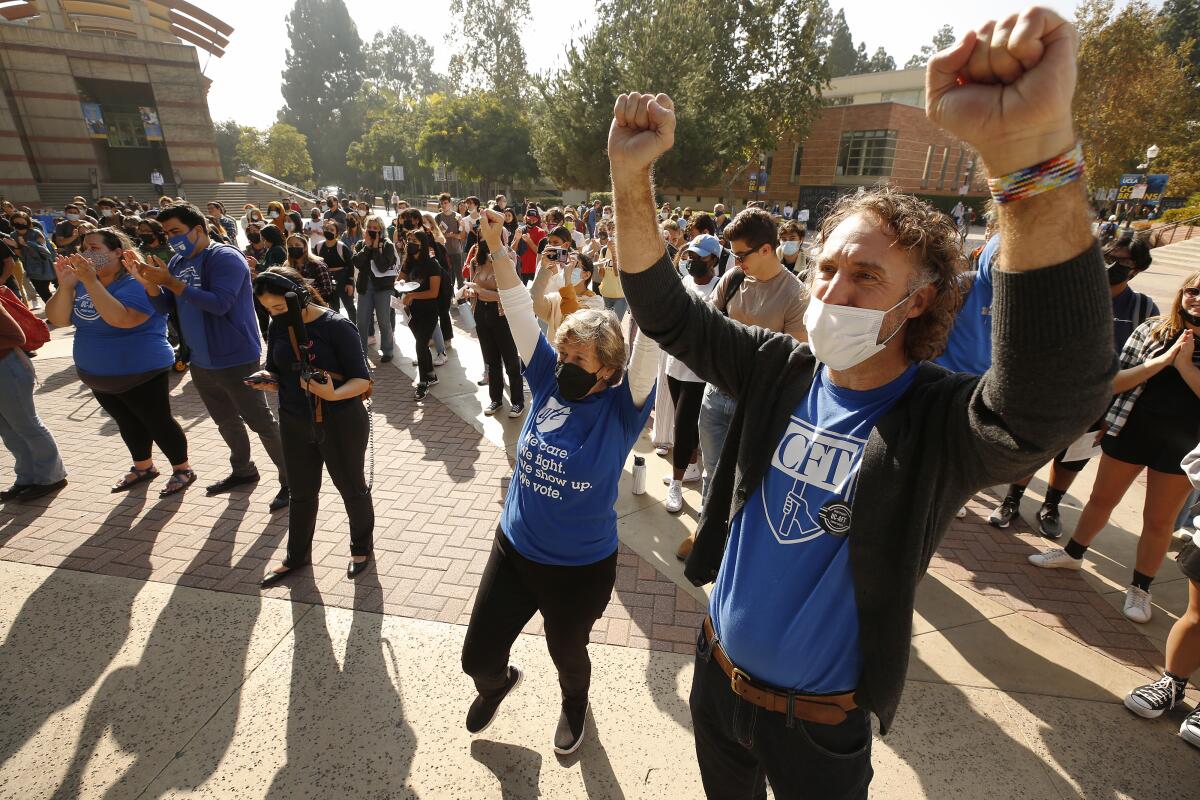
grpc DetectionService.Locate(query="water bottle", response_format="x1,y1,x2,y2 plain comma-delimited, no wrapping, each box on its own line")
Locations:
632,456,646,495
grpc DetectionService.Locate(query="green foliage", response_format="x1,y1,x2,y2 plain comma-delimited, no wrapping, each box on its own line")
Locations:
588,192,613,206
825,8,859,77
904,24,955,69
278,0,365,184
345,95,434,189
237,124,315,186
530,0,828,192
1075,0,1200,195
417,92,538,189
863,47,896,73
364,27,445,98
213,120,257,181
446,0,529,95
1160,205,1200,224
1158,0,1200,77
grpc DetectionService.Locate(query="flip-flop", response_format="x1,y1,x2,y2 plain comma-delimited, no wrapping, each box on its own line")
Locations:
158,468,196,498
111,466,160,493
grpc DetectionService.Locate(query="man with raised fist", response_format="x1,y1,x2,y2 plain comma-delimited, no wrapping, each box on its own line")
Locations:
610,8,1113,798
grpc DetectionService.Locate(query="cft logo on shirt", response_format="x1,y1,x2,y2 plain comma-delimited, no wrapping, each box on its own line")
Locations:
765,417,864,544
535,396,571,433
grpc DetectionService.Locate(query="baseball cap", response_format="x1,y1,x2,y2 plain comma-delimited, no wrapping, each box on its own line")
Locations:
686,234,722,259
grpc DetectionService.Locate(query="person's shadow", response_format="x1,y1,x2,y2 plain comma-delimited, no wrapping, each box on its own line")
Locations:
264,573,418,797
0,492,166,769
471,740,543,799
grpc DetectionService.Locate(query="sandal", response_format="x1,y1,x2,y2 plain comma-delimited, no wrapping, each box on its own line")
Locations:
158,468,197,498
111,465,160,493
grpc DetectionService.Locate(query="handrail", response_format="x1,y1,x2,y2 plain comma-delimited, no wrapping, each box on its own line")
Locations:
242,169,317,205
1144,213,1200,245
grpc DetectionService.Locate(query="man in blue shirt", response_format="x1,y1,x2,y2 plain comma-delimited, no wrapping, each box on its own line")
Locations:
138,204,289,511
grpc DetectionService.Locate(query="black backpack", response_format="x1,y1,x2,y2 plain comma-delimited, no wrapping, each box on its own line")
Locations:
719,268,747,316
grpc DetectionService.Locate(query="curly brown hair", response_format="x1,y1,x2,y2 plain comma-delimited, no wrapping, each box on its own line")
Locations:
815,187,964,363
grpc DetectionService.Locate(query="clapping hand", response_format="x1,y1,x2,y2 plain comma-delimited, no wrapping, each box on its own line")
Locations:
926,7,1077,176
68,253,98,285
137,254,172,286
1175,331,1195,371
52,256,79,289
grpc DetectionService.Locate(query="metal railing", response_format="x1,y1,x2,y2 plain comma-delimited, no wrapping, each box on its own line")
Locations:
1143,213,1200,245
242,169,318,205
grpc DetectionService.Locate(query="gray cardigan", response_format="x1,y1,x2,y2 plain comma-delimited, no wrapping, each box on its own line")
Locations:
622,245,1114,733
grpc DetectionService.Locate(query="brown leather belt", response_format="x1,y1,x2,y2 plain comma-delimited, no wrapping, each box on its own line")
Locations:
702,616,857,726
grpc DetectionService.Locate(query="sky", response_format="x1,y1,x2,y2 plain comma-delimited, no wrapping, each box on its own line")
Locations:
200,0,1132,129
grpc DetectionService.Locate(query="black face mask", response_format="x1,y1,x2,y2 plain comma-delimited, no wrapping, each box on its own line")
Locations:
287,247,306,261
324,231,336,240
406,243,421,258
1183,309,1200,327
247,232,262,244
14,223,28,231
1106,261,1131,286
555,361,603,401
139,234,156,246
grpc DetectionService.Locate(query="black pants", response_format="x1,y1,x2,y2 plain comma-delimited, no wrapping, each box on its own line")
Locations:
461,528,616,710
280,404,374,565
438,294,453,345
409,306,439,383
475,301,523,406
92,371,188,466
31,279,54,302
667,376,705,472
690,629,873,800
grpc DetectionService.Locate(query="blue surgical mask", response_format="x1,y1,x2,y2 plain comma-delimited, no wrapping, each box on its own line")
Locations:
167,231,193,256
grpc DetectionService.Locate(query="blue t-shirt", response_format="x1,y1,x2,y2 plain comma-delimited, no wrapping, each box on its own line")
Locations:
501,335,655,566
710,363,918,693
934,234,997,376
72,274,174,376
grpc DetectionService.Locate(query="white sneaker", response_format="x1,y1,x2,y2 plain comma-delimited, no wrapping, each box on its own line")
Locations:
956,506,967,519
665,481,684,514
1028,549,1084,570
1181,709,1200,749
433,353,448,366
1123,586,1152,624
681,462,702,483
654,445,669,457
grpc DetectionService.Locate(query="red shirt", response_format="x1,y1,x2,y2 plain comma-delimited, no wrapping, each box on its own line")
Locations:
518,225,546,275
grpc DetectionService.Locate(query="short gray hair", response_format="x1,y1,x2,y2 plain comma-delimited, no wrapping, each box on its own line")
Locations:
554,308,626,372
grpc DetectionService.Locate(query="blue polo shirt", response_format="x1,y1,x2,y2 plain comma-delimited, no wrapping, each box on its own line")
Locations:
710,363,918,693
501,335,654,566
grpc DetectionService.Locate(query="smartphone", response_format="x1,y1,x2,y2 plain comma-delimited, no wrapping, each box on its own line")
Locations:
545,247,567,262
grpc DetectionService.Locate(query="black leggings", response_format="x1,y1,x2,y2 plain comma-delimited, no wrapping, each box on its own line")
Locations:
31,279,54,302
461,528,616,709
409,306,439,383
92,371,188,465
438,295,453,345
475,300,523,406
280,404,374,564
667,376,705,472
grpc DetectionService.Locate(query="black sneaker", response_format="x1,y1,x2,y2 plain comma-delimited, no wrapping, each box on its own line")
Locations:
1036,505,1062,539
466,664,523,734
508,403,525,419
414,383,428,400
269,486,290,512
477,375,489,387
13,478,67,501
426,374,439,386
1124,673,1186,718
0,483,32,502
206,472,260,496
484,401,503,416
554,701,589,755
988,497,1019,528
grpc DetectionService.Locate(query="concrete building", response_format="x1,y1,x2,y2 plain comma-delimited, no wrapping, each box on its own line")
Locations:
0,0,232,209
659,68,989,220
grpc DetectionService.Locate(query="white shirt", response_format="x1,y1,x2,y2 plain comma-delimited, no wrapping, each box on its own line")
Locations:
304,218,324,246
666,276,718,382
150,170,164,185
798,209,810,223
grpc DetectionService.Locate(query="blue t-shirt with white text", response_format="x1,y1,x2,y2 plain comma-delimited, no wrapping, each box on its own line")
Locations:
710,363,918,693
501,335,655,566
72,274,174,376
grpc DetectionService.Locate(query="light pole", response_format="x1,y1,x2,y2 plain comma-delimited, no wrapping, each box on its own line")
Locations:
1136,143,1159,171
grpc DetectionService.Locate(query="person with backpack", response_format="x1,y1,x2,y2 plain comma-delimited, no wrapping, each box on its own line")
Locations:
6,211,55,303
131,203,290,512
315,219,356,319
0,282,66,502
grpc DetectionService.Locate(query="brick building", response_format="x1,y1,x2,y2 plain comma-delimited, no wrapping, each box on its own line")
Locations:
0,0,231,208
659,68,989,220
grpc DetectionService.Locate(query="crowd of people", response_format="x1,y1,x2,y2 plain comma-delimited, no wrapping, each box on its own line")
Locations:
0,6,1198,796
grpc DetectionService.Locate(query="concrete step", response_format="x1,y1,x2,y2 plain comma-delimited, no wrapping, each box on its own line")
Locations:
1151,237,1200,273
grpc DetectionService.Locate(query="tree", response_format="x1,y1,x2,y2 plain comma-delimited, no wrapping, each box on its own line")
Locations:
235,124,315,187
863,46,896,73
824,8,859,77
278,0,365,184
213,120,258,181
1075,0,1200,195
1159,0,1200,77
904,24,955,69
418,92,538,197
446,0,529,95
530,0,828,193
364,27,445,99
345,95,434,194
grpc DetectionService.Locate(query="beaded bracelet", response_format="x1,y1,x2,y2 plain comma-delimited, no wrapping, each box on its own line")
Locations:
986,143,1085,205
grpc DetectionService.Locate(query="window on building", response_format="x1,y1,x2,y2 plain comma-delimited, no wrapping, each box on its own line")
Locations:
921,145,935,189
825,95,854,106
836,130,898,177
937,146,951,189
790,143,804,183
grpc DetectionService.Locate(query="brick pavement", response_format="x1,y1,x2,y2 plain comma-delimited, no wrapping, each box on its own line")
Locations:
0,345,1162,670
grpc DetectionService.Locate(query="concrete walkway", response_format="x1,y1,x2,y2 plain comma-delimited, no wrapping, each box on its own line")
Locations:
1,304,1198,798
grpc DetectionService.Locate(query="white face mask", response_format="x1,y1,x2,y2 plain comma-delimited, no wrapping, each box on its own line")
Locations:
284,222,295,233
268,211,280,219
803,290,916,371
780,241,801,257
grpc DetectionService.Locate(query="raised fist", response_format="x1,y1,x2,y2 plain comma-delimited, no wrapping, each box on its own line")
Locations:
926,7,1078,176
608,93,676,179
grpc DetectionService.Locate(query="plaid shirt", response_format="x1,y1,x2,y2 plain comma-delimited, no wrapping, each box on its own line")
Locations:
1104,321,1190,437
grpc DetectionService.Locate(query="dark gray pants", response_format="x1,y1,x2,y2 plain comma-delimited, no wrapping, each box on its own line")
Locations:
189,361,287,484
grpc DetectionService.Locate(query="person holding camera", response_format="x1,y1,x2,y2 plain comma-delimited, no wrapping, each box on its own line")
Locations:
249,266,375,586
351,215,399,364
460,209,659,755
530,227,603,345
